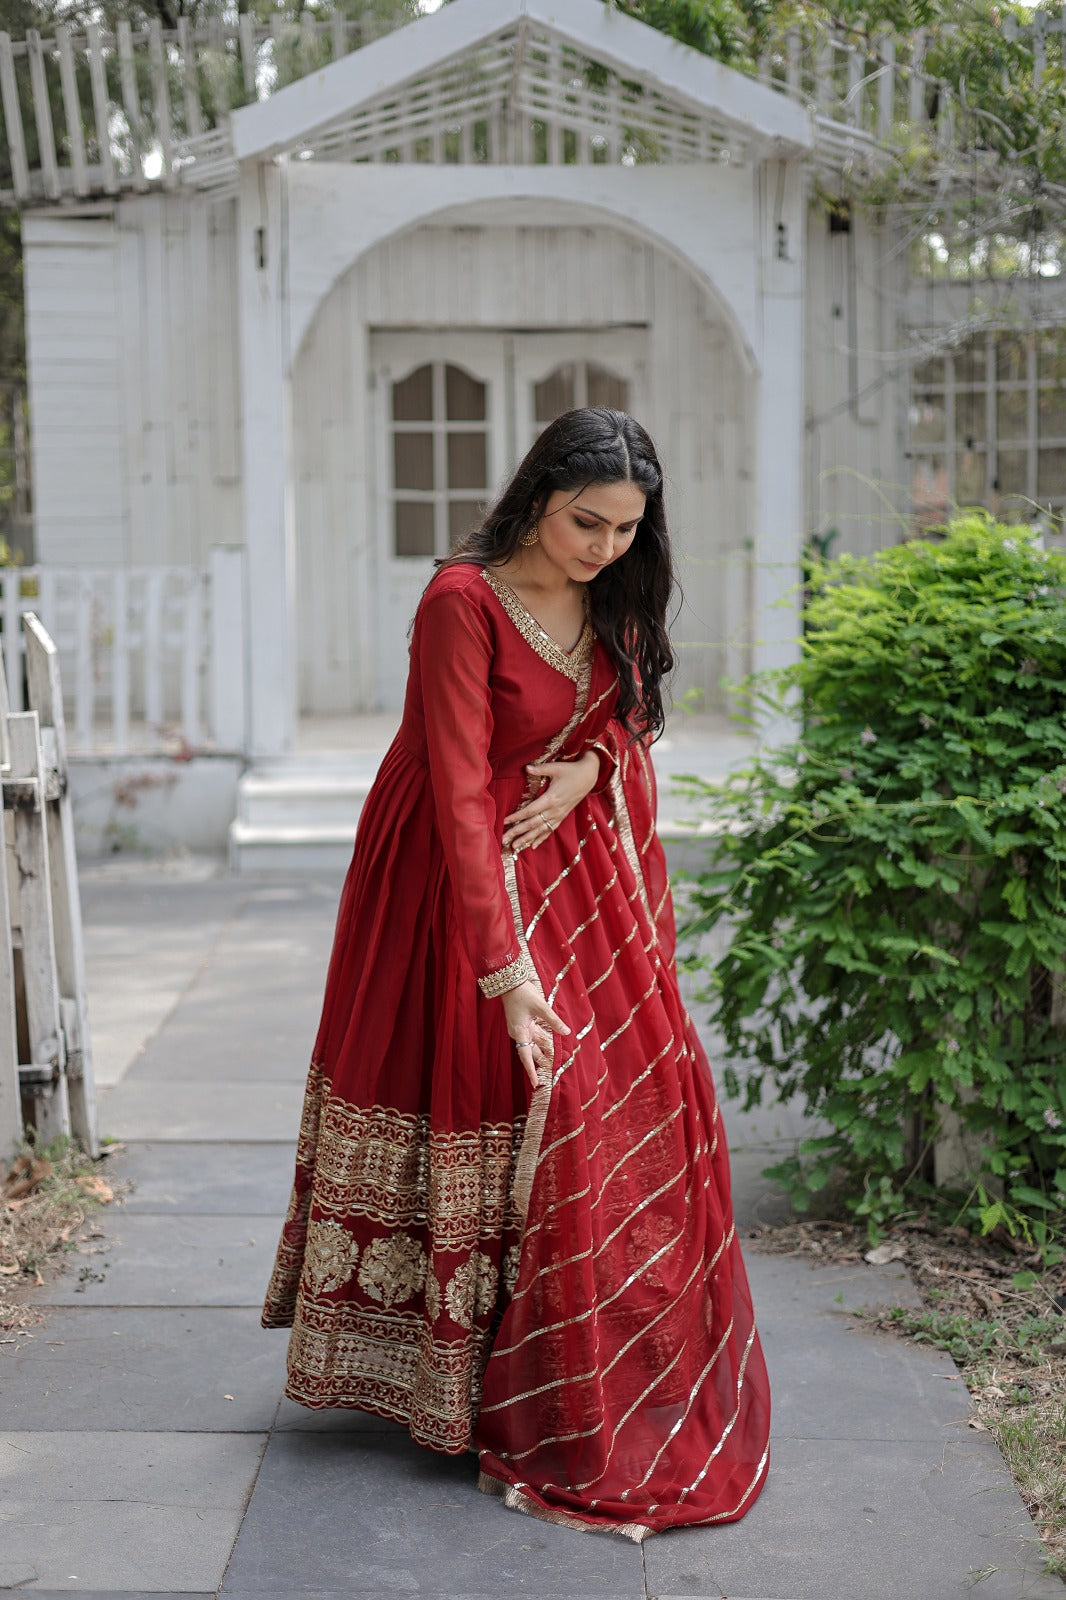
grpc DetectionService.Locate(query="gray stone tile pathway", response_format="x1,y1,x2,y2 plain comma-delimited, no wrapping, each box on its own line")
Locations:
0,860,1059,1599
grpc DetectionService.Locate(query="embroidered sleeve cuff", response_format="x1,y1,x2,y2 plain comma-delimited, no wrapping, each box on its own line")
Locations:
589,740,617,793
478,952,537,998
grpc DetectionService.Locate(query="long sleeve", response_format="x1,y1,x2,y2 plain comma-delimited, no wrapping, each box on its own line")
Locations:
416,583,536,998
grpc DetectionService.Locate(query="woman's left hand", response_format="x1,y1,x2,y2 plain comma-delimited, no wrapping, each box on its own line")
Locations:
502,750,600,854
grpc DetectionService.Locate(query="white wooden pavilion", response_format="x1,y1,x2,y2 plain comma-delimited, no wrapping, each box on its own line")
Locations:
1,0,1064,860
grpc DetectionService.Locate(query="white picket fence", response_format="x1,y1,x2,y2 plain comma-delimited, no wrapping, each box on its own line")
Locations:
0,611,96,1156
0,546,246,757
0,8,1061,205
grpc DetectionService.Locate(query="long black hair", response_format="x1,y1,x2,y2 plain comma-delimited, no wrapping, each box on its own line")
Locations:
442,407,676,740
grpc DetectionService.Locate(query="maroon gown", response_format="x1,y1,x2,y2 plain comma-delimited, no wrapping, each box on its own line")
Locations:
263,562,770,1539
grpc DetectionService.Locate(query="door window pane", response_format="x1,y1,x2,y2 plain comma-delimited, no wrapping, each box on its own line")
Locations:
1038,447,1066,496
447,432,487,490
395,502,435,557
956,449,986,503
951,346,985,386
587,364,629,410
535,366,576,423
392,365,433,422
445,365,486,421
954,391,984,447
1038,387,1066,440
995,336,1029,386
996,389,1028,443
1037,331,1066,384
994,449,1028,496
389,358,491,559
393,432,434,491
910,395,946,446
449,500,481,548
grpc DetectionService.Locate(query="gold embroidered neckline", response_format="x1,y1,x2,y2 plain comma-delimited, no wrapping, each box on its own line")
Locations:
480,568,594,683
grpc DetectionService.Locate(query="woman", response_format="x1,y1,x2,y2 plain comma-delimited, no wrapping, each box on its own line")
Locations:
263,407,770,1539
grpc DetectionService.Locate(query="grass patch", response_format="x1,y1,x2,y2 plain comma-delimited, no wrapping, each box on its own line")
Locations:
748,1218,1066,1581
0,1135,120,1337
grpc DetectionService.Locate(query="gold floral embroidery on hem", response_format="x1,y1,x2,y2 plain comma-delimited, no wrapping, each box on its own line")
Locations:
261,1076,529,1329
357,1233,427,1309
303,1220,359,1295
445,1250,499,1329
481,567,594,682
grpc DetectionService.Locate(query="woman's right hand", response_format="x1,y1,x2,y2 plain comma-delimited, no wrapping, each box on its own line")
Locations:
500,981,570,1089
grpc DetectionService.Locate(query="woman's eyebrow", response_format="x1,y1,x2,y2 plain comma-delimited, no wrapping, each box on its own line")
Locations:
574,503,642,526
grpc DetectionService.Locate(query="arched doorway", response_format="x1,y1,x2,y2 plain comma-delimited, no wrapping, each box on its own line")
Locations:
291,212,753,715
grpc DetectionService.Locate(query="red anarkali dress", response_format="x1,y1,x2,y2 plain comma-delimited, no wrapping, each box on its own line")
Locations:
263,562,770,1540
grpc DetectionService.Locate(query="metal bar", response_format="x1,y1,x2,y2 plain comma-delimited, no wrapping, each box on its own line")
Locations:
331,10,346,63
143,569,164,731
0,33,30,199
27,31,60,199
0,781,22,1152
72,574,92,750
180,571,202,749
23,611,98,1154
2,566,22,713
56,26,87,196
238,11,257,97
8,710,69,1146
110,568,129,755
117,19,148,189
148,18,175,185
909,29,927,126
878,31,896,142
177,17,203,138
86,23,117,193
209,16,230,114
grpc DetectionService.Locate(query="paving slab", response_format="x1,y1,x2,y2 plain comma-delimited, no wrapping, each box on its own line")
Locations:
97,1080,305,1142
0,1431,266,1593
0,1308,286,1431
746,1259,971,1443
35,1214,279,1308
643,1434,1063,1600
273,1395,409,1433
121,936,328,1086
221,1430,645,1596
80,876,245,1089
112,1141,295,1215
123,1012,318,1084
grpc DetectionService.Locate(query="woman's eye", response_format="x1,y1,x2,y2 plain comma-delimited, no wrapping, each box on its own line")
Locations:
576,520,598,531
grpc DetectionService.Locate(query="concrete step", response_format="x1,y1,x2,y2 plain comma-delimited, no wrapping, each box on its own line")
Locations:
236,771,374,830
228,820,356,874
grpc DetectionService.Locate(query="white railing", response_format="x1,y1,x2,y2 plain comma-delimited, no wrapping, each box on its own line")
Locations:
0,10,1060,204
0,546,246,757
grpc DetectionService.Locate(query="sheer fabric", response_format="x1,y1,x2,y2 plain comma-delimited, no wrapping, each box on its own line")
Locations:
263,563,770,1538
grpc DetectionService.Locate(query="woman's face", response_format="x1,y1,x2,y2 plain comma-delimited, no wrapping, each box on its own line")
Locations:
534,481,646,585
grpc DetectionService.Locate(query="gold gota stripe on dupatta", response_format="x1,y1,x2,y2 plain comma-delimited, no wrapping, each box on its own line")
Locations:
483,1207,690,1366
502,850,558,1229
477,1472,654,1543
609,762,652,925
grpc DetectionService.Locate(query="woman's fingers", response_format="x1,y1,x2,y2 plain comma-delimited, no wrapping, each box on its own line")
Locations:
532,999,569,1036
502,804,557,853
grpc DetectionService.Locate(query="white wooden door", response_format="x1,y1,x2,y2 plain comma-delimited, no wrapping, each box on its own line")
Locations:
512,330,649,455
371,329,648,708
372,332,508,708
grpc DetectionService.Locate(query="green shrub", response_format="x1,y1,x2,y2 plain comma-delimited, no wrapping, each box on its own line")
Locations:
681,514,1066,1253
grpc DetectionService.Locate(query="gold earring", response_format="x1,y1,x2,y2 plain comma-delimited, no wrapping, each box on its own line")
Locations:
519,523,540,548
